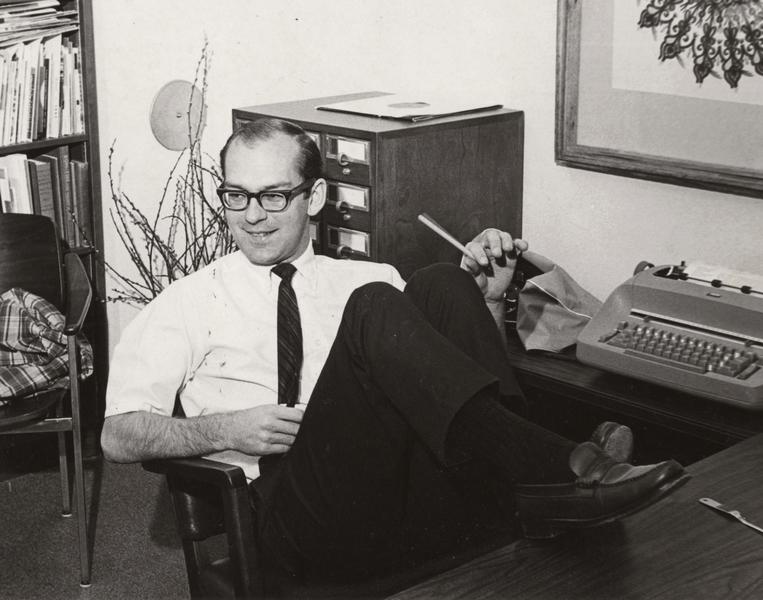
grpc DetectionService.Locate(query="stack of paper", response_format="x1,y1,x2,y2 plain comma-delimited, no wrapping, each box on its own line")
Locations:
316,93,502,122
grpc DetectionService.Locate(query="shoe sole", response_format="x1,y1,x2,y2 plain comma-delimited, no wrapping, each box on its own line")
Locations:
520,472,692,540
592,422,634,464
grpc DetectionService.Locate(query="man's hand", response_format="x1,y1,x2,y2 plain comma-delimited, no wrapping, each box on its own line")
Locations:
460,228,528,302
229,404,304,456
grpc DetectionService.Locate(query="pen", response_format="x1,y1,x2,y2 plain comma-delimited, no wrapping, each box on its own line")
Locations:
417,213,495,276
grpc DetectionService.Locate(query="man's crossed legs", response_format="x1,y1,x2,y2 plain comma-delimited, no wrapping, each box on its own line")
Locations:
251,264,688,585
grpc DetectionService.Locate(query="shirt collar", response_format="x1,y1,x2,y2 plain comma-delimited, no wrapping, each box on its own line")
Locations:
265,244,319,292
291,244,318,291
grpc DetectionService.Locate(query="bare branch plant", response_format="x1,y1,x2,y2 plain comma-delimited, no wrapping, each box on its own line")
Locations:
105,42,235,306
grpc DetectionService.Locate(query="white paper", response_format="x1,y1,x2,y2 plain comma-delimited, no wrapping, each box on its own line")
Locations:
684,261,763,293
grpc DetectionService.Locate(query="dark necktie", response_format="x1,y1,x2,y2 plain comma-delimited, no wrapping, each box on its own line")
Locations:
271,263,302,407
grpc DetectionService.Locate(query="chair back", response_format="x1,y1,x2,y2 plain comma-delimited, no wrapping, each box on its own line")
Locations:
0,214,64,310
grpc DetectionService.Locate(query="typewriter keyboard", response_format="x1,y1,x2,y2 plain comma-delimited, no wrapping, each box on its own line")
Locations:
599,321,760,379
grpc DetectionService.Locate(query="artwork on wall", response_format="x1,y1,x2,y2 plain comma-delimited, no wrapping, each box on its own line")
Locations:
555,0,763,198
637,0,763,90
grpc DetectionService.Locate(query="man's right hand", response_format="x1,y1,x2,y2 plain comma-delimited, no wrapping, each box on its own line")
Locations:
230,404,304,456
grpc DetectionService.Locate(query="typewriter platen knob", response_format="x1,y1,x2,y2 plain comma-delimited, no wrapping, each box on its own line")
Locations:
633,261,654,275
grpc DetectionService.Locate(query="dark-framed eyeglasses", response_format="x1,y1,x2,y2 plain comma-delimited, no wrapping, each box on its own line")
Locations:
216,179,316,212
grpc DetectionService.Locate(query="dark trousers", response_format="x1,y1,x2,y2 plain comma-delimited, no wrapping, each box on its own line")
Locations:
251,264,557,584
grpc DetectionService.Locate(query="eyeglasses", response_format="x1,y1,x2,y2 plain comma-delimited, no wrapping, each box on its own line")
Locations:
216,179,315,212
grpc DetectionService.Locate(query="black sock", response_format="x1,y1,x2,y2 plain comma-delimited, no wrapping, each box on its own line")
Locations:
448,389,576,485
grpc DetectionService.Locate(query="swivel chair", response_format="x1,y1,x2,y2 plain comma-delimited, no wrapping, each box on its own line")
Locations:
144,456,516,599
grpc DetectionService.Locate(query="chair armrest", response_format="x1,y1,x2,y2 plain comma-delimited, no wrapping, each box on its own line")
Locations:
63,252,92,335
143,456,249,490
142,456,255,541
143,456,263,597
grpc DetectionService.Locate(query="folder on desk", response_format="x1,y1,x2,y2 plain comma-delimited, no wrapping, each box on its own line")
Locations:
316,93,503,122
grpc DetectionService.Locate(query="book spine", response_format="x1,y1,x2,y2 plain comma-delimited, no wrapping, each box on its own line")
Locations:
57,144,75,246
70,159,91,246
27,158,56,223
37,152,64,241
26,158,41,214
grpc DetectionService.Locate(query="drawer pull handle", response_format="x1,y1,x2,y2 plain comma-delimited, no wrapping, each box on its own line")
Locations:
335,200,352,221
337,153,351,166
337,245,368,260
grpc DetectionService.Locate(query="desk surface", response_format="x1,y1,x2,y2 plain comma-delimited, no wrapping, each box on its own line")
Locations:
391,433,763,599
503,334,763,449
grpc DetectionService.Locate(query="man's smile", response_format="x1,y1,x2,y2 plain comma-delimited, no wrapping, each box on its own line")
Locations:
245,229,277,240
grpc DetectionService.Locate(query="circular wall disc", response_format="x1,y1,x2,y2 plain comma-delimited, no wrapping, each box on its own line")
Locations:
149,80,207,150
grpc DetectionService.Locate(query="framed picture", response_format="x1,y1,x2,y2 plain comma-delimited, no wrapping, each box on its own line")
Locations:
555,0,763,199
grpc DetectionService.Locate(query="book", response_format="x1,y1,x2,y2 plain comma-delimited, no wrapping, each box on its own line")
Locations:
34,45,44,138
59,33,69,134
36,149,63,239
0,1,61,12
0,165,11,212
2,43,20,144
42,31,59,137
16,36,39,142
26,157,55,222
69,158,89,245
0,23,76,47
38,145,73,244
316,93,503,123
53,144,74,244
0,152,31,212
25,153,39,212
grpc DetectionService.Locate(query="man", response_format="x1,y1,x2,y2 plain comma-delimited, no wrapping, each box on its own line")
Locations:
102,118,688,586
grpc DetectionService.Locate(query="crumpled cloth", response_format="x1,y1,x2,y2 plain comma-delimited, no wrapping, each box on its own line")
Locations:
0,287,93,400
516,253,603,353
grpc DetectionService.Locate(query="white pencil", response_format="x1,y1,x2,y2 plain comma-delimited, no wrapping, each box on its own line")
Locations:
417,213,474,258
417,212,498,276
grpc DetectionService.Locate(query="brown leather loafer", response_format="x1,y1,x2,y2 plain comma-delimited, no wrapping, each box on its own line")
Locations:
515,442,689,539
589,421,634,464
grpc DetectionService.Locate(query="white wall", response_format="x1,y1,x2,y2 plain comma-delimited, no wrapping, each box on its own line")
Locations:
93,0,763,352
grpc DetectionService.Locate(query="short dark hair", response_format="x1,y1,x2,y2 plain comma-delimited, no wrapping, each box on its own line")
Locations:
219,117,323,181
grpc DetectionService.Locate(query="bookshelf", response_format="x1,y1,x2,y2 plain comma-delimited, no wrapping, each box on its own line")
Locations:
0,0,106,446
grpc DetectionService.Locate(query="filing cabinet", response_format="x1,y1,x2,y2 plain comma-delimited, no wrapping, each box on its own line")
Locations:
232,92,523,279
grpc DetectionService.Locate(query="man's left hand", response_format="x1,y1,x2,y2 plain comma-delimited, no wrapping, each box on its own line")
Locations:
460,228,528,303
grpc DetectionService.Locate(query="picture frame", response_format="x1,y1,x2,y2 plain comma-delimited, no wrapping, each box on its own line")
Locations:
555,0,763,199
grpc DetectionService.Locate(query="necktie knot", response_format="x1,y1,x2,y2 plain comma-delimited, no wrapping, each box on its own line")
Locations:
272,262,297,284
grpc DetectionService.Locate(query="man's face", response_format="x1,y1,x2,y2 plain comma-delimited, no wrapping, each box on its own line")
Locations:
222,135,322,266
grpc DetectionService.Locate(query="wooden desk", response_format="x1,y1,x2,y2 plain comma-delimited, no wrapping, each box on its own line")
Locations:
391,433,763,599
504,334,763,464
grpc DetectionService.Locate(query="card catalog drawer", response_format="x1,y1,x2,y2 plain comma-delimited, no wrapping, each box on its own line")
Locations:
324,134,370,184
327,225,371,260
325,181,371,231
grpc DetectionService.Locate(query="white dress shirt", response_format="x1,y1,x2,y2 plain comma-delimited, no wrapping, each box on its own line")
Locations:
105,245,405,478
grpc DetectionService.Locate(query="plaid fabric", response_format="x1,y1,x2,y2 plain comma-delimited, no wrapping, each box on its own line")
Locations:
0,287,93,400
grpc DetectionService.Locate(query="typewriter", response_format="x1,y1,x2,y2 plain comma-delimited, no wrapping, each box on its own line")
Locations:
576,261,763,409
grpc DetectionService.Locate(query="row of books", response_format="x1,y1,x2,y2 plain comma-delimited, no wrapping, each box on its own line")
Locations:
0,146,92,247
0,0,82,145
